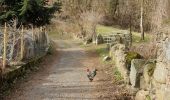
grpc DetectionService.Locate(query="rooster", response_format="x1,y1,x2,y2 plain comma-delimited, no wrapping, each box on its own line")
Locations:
86,68,98,82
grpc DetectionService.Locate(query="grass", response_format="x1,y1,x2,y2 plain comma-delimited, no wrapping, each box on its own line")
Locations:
48,28,73,40
81,43,109,59
81,43,123,82
96,25,151,43
113,67,123,81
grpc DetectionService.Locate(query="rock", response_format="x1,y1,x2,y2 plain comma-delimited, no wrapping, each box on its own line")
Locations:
84,38,92,45
164,88,170,100
140,76,147,90
96,34,104,45
103,31,132,48
130,59,146,88
156,90,164,100
135,90,149,100
153,63,168,84
155,85,170,100
103,56,111,61
143,62,156,84
125,52,143,71
110,44,129,83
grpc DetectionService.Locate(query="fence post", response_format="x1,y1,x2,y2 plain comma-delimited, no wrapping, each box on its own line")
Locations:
2,22,7,72
32,25,35,42
20,25,24,60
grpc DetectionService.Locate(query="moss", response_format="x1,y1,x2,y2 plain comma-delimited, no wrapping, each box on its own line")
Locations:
125,52,143,71
147,62,156,76
145,95,151,100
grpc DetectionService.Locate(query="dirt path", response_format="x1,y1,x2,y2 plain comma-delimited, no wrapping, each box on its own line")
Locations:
2,40,108,100
3,40,132,100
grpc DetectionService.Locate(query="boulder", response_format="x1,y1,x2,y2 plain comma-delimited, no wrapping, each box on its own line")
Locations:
103,56,111,61
156,85,170,100
135,90,149,100
130,59,146,88
140,76,147,90
125,52,143,71
153,63,168,84
96,34,104,45
143,62,156,84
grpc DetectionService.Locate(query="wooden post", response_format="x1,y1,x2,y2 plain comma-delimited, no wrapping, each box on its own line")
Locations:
20,25,24,60
32,25,34,41
11,19,17,61
2,22,7,71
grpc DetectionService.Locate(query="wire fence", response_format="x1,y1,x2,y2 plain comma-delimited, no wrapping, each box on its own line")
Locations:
0,24,50,72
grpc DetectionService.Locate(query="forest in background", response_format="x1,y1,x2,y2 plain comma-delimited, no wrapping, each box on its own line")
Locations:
50,0,170,41
0,0,170,39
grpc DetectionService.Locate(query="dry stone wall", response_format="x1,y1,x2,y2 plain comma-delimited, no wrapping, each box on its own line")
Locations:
100,31,132,48
110,43,129,83
152,37,170,100
110,32,170,99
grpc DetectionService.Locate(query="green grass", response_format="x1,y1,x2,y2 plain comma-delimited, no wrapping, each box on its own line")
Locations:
81,43,112,64
96,25,121,35
96,25,151,43
81,44,108,57
113,67,123,81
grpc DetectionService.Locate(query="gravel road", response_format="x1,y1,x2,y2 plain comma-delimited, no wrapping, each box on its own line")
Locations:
3,40,107,100
3,40,133,100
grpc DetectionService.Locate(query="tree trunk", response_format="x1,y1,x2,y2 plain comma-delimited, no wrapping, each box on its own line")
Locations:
129,15,132,46
20,25,24,60
140,0,144,40
2,23,7,72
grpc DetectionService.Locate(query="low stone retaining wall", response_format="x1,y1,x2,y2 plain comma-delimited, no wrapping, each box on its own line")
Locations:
96,31,132,48
110,43,129,83
110,38,170,100
151,37,170,100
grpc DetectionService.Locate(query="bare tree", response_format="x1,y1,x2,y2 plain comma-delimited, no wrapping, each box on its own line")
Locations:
2,23,7,72
140,0,144,40
79,11,102,40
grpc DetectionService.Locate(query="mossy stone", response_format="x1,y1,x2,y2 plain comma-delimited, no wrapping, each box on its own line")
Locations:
125,52,143,71
147,62,156,76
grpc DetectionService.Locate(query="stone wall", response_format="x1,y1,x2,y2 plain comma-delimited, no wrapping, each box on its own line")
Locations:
151,37,170,100
104,29,170,100
110,43,129,83
133,34,170,99
133,33,170,100
99,31,132,48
